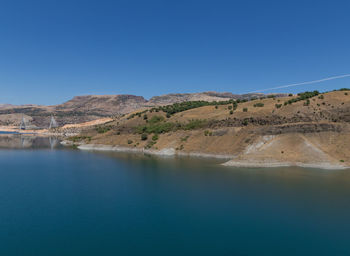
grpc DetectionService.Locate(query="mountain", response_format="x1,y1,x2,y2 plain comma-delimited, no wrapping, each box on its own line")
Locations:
56,95,148,115
0,91,287,128
69,90,350,169
148,92,287,105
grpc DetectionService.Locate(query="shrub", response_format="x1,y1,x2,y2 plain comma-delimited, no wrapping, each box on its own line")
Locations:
303,99,310,106
96,125,112,134
149,115,164,124
181,136,189,142
143,114,148,120
152,134,159,141
243,108,248,112
345,92,348,95
153,99,239,116
183,119,207,130
228,105,232,110
204,130,212,136
229,110,233,115
242,119,249,126
288,93,293,96
275,104,282,109
232,102,238,110
145,140,157,149
166,113,171,118
127,139,133,144
284,90,319,106
254,103,264,107
137,122,175,134
68,135,92,142
318,95,324,99
141,133,148,140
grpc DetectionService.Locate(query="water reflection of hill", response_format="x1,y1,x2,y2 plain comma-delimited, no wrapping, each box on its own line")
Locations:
0,135,61,149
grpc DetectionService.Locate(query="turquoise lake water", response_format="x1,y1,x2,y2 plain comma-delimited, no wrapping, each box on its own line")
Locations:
0,136,350,255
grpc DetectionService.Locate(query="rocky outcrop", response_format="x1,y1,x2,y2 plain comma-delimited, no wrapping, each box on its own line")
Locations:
57,95,148,115
148,92,287,105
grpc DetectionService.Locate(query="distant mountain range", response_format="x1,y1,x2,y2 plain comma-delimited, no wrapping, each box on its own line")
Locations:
0,91,287,128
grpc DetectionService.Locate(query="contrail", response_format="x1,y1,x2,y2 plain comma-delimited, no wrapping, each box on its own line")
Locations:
248,74,350,93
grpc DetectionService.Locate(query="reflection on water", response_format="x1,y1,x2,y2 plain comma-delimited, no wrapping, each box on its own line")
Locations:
0,134,61,149
0,144,350,255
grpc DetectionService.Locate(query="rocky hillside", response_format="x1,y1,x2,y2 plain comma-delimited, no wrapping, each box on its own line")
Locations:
56,95,148,115
0,91,286,128
148,92,287,105
70,89,350,169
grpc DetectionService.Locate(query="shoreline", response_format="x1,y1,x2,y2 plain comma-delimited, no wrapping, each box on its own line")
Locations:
71,143,349,170
222,160,349,170
75,143,234,159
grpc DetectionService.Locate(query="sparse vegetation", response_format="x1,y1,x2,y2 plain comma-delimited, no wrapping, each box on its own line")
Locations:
204,130,212,136
127,110,148,120
183,119,207,130
152,134,159,141
154,99,237,116
284,90,319,105
242,118,249,126
96,125,112,134
141,133,148,140
303,99,310,106
181,136,189,142
136,116,207,135
145,140,157,149
176,144,184,150
68,135,92,142
254,102,264,107
275,104,282,109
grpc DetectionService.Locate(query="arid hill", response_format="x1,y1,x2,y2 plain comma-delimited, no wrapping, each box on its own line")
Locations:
69,90,350,169
148,92,287,105
0,91,286,128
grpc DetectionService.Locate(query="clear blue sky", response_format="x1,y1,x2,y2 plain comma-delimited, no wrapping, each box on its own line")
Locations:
1,0,350,105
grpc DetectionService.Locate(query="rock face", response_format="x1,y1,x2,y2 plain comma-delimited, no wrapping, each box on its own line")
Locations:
148,92,236,105
148,92,287,105
57,95,148,115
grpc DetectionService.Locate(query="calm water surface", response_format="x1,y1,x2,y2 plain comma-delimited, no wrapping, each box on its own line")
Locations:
0,136,350,255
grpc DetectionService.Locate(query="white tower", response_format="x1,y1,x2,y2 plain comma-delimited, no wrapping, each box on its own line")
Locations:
19,115,27,130
49,116,58,129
